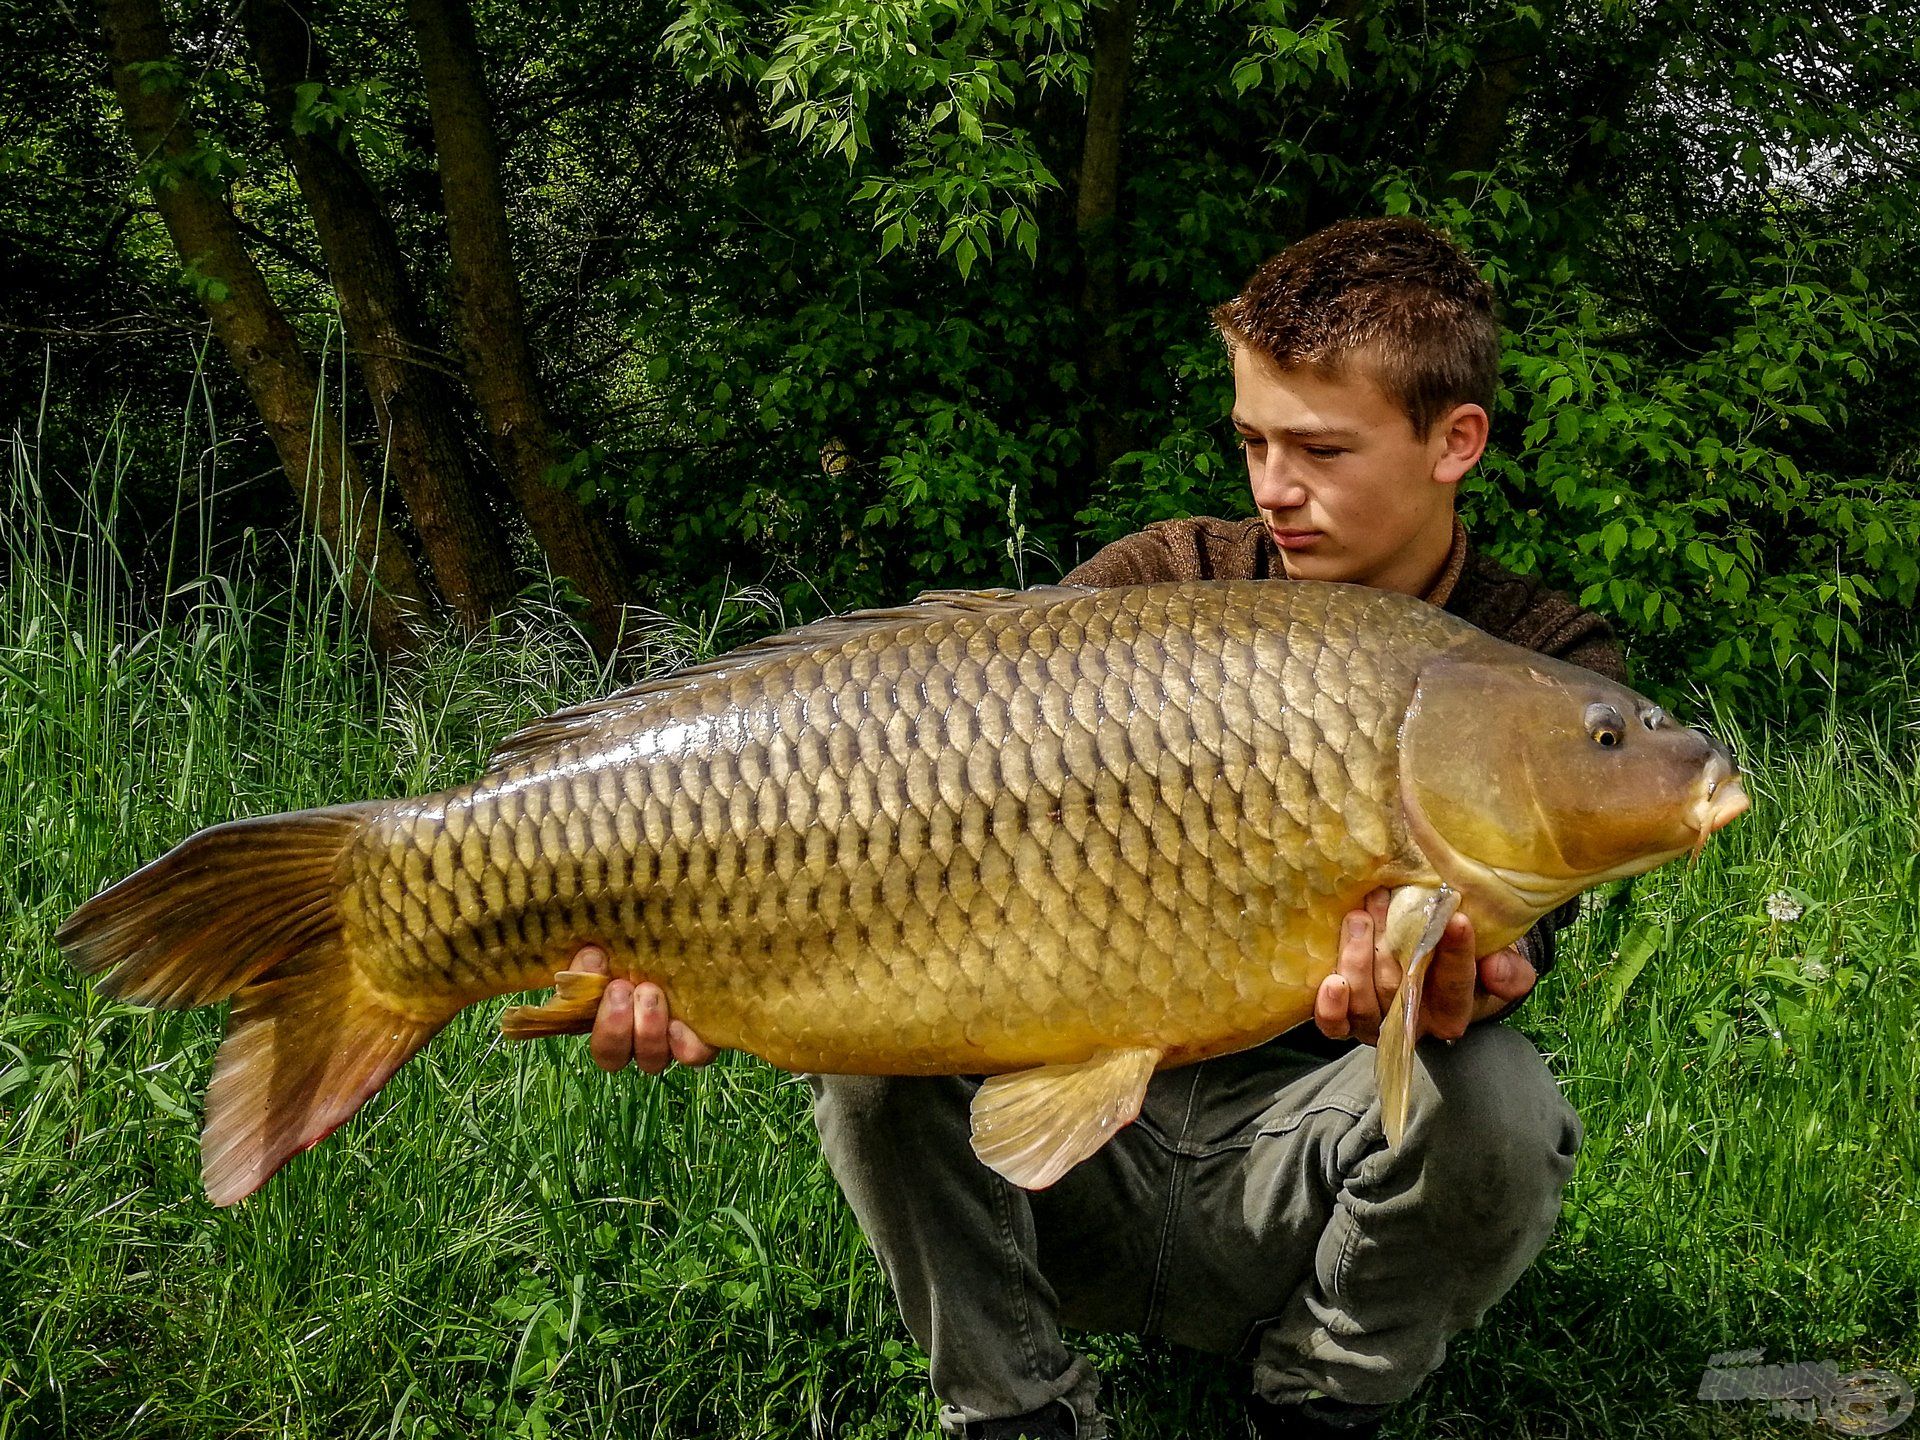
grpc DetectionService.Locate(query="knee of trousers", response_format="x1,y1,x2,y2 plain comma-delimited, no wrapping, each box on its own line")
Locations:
808,1073,978,1169
1405,1024,1583,1211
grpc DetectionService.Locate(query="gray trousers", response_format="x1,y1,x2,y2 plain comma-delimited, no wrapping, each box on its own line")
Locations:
808,1023,1582,1438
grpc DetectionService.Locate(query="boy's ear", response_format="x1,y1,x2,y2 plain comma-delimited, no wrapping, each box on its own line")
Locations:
1430,402,1490,486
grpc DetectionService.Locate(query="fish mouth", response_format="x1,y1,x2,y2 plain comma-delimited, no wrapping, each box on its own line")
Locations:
1686,753,1750,864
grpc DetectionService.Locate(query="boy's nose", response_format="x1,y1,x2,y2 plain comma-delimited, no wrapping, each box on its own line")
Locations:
1249,459,1309,513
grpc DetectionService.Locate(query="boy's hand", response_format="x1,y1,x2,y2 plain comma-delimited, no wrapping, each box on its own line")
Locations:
571,946,721,1073
1314,888,1535,1047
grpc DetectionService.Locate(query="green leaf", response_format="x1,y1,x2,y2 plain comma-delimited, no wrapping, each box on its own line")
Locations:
1602,920,1663,1024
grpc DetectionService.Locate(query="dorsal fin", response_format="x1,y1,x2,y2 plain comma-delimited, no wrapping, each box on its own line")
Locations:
482,583,1092,774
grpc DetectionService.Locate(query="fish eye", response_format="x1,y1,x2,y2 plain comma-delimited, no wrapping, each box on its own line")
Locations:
1585,702,1626,748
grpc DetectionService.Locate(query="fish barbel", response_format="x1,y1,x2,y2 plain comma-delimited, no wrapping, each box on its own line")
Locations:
61,580,1748,1205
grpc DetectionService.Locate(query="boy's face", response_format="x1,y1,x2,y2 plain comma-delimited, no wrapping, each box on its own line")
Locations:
1230,345,1488,597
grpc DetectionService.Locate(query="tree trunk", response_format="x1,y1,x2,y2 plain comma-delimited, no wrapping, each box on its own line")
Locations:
245,0,517,634
1075,0,1141,483
407,0,631,653
1429,6,1556,202
100,0,425,655
1556,25,1676,205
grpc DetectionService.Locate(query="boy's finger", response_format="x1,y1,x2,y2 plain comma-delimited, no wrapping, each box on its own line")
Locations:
1337,911,1382,1043
1315,972,1353,1040
1478,946,1537,1002
1364,889,1405,1045
589,979,635,1072
632,983,673,1074
571,944,609,976
1420,913,1478,1042
1366,889,1402,1008
668,1021,719,1067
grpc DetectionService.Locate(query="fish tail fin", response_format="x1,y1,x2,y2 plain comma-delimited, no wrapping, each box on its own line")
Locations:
59,805,377,1009
59,804,446,1206
199,929,447,1206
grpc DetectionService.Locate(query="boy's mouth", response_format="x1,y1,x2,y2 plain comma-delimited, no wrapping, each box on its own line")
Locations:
1269,527,1323,551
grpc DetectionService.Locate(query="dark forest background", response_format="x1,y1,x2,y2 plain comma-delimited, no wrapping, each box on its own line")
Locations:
5,0,1917,702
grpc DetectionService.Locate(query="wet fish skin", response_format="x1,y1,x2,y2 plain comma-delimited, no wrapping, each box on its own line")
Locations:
59,579,1744,1204
341,581,1452,1074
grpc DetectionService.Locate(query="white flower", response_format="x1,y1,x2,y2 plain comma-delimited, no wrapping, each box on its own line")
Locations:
1766,891,1804,924
1798,957,1830,983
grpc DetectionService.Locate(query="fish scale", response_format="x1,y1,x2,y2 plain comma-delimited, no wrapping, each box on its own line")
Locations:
62,577,1747,1204
331,581,1431,1074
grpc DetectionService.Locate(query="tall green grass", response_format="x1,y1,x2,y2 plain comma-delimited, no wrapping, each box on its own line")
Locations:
2,394,1916,1439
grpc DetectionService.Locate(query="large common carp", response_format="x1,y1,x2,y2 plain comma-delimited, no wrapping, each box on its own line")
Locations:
62,580,1748,1206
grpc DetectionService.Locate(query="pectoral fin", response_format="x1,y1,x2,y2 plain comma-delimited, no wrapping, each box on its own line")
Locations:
969,1046,1162,1190
1375,885,1461,1149
500,968,611,1040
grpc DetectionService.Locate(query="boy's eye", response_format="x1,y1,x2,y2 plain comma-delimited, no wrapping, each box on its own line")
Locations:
1305,446,1343,459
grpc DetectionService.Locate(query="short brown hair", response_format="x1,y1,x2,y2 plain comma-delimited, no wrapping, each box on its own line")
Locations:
1211,217,1500,438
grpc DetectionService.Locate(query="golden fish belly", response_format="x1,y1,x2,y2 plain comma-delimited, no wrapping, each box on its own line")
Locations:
335,582,1456,1073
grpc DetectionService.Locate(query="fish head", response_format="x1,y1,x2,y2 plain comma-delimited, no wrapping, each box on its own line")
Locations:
1399,642,1749,935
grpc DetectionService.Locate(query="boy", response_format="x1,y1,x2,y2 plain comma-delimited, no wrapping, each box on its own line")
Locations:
574,216,1623,1439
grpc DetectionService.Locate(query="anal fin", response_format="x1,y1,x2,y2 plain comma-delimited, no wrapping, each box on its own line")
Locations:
499,968,612,1040
1375,885,1461,1149
968,1046,1161,1190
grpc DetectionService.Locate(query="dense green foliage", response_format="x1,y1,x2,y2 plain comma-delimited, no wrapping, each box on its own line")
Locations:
4,406,1917,1438
7,0,1917,703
